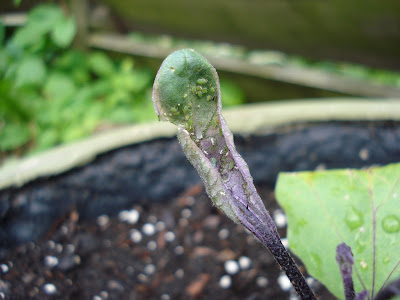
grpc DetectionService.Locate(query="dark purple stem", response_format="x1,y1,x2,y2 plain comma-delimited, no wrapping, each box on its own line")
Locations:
336,242,356,300
236,201,316,300
355,290,369,300
153,49,317,300
374,279,400,300
266,236,316,299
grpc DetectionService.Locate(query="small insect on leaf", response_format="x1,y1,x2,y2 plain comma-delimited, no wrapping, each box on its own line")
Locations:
197,78,208,85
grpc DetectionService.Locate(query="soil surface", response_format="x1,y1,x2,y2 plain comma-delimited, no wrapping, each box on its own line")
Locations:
0,183,335,300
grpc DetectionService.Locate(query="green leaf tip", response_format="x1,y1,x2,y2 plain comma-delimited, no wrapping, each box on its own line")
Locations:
152,49,220,139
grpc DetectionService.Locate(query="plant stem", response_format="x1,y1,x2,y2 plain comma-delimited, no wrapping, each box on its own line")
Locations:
152,49,317,300
269,238,317,300
248,215,317,300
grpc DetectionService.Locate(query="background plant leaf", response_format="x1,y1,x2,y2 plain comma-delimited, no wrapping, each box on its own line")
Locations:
0,123,31,151
43,72,76,100
15,56,46,87
275,163,400,299
13,0,22,7
88,52,115,77
0,22,5,45
51,17,76,48
12,5,63,47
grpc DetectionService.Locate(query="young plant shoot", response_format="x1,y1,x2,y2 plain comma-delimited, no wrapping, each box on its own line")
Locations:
152,49,316,299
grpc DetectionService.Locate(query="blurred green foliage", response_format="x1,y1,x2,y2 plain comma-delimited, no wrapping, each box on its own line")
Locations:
0,5,245,156
0,4,156,154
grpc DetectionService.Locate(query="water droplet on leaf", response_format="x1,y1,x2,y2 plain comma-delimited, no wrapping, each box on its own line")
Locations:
360,259,368,270
355,226,369,253
382,215,400,233
345,206,363,230
383,257,390,264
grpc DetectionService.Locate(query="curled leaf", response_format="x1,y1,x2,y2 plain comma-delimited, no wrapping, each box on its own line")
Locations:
153,49,316,300
153,49,277,237
153,48,219,140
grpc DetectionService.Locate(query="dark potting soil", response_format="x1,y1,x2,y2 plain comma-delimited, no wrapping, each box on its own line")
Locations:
0,121,400,299
0,183,335,300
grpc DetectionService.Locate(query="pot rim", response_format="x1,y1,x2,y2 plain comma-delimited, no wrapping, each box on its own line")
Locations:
1,98,399,190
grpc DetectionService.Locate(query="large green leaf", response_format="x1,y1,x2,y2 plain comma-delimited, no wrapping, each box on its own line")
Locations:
275,163,400,299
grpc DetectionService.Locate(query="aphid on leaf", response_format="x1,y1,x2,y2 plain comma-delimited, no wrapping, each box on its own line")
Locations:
197,78,208,85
